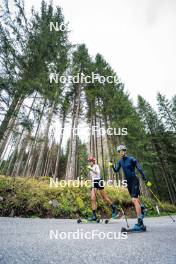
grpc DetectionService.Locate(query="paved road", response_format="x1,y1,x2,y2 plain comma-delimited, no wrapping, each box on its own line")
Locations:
0,216,176,264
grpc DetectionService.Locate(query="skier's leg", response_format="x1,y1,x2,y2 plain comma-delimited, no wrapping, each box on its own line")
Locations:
90,188,97,220
132,197,142,218
99,189,112,205
99,189,117,218
130,178,145,228
130,176,146,219
137,197,145,219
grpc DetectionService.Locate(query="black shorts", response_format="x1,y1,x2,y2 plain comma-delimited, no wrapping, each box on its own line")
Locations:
92,179,104,190
127,177,140,198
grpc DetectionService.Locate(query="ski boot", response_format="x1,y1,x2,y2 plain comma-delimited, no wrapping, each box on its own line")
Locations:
141,204,147,220
87,214,97,222
132,218,146,232
132,224,146,232
111,204,120,219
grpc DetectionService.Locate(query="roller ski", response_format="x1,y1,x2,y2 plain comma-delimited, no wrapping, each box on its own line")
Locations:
77,218,101,224
121,225,146,233
77,214,101,224
121,218,146,233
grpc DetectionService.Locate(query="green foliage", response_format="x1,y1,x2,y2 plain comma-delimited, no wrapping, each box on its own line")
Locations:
0,176,176,219
157,93,176,130
141,196,176,217
137,95,176,204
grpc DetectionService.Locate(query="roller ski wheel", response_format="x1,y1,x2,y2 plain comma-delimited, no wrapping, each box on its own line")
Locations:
77,218,82,224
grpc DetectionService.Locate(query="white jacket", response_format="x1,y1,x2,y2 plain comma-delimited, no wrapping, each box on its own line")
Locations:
89,164,101,180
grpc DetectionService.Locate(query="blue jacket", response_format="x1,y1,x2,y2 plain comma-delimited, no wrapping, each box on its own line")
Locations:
113,156,147,182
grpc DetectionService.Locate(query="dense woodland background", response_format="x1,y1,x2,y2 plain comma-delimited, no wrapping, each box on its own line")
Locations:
0,0,176,205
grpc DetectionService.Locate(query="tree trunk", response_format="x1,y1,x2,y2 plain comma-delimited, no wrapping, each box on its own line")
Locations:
6,128,21,176
90,105,93,155
65,85,81,180
99,114,105,179
94,113,99,163
54,113,66,179
44,135,55,176
0,96,23,153
11,93,37,176
65,97,76,179
23,99,46,176
0,132,13,163
34,101,55,178
104,115,113,180
12,131,31,176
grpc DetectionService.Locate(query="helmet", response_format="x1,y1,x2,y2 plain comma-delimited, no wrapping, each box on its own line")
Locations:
87,156,95,163
117,145,127,152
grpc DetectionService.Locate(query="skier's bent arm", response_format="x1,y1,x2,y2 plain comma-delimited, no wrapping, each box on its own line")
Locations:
112,161,121,173
133,159,152,186
133,159,147,181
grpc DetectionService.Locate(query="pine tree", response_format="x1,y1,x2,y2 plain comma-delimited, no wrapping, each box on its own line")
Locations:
138,95,176,203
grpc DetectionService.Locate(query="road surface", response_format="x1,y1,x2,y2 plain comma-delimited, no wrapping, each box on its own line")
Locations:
0,216,176,264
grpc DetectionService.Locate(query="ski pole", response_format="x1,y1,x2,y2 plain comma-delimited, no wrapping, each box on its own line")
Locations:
148,188,175,222
120,206,130,228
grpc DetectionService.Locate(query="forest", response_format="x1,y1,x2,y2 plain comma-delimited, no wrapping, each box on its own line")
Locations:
0,0,176,207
